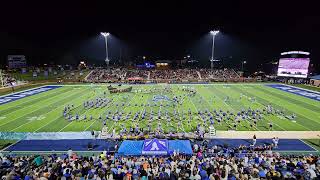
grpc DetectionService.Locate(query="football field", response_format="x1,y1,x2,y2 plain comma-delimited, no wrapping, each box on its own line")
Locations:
0,83,319,133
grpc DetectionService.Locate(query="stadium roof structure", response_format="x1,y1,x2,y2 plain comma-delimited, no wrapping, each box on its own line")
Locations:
310,75,320,80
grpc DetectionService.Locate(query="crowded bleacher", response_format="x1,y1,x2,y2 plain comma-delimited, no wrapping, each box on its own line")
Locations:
199,69,239,80
1,142,319,179
126,70,149,79
0,71,17,87
85,68,240,82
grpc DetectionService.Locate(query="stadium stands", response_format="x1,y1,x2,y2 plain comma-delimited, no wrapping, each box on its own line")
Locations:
1,66,319,180
0,70,16,87
149,69,200,80
85,68,240,82
126,70,149,79
1,143,319,179
199,68,239,80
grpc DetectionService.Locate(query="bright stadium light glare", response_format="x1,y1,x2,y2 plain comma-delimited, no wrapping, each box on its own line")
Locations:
210,30,219,36
210,30,220,69
100,32,110,37
241,60,247,73
100,32,110,67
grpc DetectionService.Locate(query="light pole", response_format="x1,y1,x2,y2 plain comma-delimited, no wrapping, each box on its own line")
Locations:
210,30,219,69
241,60,247,73
100,32,110,67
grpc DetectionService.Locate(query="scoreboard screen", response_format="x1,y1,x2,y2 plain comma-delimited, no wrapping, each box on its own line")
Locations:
277,58,310,78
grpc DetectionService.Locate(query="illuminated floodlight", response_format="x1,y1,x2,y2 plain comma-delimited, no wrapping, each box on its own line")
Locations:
100,32,110,37
100,32,110,67
210,30,219,36
210,30,219,69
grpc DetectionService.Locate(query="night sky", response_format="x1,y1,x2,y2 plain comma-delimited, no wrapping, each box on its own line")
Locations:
1,1,319,73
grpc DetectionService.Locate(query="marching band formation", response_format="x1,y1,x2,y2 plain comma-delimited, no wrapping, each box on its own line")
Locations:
62,86,297,136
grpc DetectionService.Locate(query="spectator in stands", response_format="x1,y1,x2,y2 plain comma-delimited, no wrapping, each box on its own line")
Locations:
85,67,240,82
1,142,319,179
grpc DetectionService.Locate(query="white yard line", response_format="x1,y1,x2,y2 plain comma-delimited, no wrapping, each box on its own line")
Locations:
0,89,77,128
12,89,88,132
0,139,24,152
254,85,319,129
58,121,74,132
238,84,286,131
0,86,65,113
243,85,311,131
83,120,97,131
0,87,66,109
78,90,112,132
106,93,138,133
300,139,319,152
58,91,104,132
10,121,34,132
79,89,137,133
79,90,116,132
0,85,49,98
241,85,293,131
208,86,260,131
33,89,90,132
284,84,320,95
134,86,152,130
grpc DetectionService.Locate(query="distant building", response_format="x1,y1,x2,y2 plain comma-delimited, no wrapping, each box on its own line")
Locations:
7,55,27,69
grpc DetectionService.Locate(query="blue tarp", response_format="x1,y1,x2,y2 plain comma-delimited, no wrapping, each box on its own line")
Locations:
118,139,193,156
168,140,193,155
142,139,168,155
117,140,143,156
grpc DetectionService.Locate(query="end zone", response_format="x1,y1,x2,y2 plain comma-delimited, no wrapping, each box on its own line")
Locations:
266,84,320,101
0,86,62,105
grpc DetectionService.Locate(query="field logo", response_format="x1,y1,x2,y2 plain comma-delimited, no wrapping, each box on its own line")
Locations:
153,95,170,102
266,84,320,101
142,139,168,155
27,116,46,121
0,86,62,105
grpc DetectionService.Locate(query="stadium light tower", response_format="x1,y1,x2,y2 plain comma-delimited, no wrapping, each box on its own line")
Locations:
101,32,110,67
241,60,247,72
210,30,219,69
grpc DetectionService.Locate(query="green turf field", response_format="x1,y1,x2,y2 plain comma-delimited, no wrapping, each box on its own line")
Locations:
0,84,319,133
